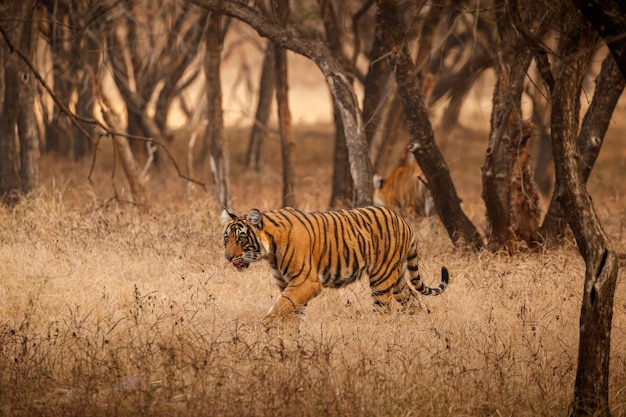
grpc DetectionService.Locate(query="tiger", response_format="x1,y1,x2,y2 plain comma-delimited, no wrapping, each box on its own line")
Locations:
373,163,436,219
221,205,449,324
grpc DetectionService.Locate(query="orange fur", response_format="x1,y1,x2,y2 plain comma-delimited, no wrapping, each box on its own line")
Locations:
373,163,434,218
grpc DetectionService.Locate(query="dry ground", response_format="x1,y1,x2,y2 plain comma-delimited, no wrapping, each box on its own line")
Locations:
0,119,625,416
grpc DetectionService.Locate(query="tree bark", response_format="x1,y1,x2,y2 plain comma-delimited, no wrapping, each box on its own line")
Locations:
373,95,404,173
273,0,296,208
375,0,483,249
189,0,373,207
245,42,275,172
46,2,74,156
99,99,149,208
0,0,39,203
205,12,231,210
548,17,618,417
361,16,390,149
72,36,98,160
0,40,21,204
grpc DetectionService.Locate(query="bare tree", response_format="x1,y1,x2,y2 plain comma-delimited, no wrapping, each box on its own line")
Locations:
272,0,296,208
0,1,40,204
43,0,75,156
244,41,275,172
105,0,206,165
189,0,373,207
548,16,619,416
539,53,626,242
98,93,149,207
204,11,231,210
481,0,540,251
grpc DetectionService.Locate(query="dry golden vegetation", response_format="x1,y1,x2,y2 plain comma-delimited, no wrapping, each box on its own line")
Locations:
1,122,625,417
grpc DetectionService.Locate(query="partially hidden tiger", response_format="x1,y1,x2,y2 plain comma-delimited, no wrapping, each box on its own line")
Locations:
373,162,436,219
221,205,448,324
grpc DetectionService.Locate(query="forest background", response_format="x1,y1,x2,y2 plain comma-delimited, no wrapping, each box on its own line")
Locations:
0,1,625,416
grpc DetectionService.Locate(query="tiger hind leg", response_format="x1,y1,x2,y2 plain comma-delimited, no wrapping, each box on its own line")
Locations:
369,268,413,312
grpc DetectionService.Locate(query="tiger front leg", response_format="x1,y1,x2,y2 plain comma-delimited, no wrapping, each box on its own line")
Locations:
262,274,323,326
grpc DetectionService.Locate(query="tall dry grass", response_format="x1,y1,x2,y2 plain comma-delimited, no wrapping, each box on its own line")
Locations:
0,124,625,416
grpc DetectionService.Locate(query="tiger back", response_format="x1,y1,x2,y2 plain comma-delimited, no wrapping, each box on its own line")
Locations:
373,163,435,219
222,206,448,324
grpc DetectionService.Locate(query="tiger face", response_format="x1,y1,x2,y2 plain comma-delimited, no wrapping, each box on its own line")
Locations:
221,209,266,270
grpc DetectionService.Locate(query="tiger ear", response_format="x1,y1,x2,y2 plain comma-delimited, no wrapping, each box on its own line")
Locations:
373,174,384,190
221,209,237,224
246,209,263,228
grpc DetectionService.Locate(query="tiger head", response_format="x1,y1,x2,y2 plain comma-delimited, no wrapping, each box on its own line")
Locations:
221,209,266,271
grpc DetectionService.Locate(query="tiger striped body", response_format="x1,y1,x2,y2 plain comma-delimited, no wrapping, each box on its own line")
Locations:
373,163,436,219
222,206,448,323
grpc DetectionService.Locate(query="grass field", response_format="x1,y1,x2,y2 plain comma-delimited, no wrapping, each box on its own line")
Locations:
0,121,625,416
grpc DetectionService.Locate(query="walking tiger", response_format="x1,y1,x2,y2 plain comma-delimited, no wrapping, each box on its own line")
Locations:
222,206,448,323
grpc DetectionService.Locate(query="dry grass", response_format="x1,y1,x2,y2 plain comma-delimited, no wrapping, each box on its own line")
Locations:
1,124,625,416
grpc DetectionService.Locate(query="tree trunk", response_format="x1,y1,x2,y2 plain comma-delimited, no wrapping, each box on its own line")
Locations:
539,52,626,243
272,0,296,208
321,0,354,209
481,0,539,252
99,99,149,207
329,103,352,209
205,12,231,210
361,22,390,149
548,17,618,417
17,2,39,195
245,42,275,172
46,5,74,156
0,0,39,203
0,39,21,204
375,0,483,249
70,10,99,160
373,95,404,173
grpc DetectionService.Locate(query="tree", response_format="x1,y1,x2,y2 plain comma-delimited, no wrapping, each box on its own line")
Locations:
548,11,620,417
272,0,296,208
204,11,231,210
244,41,275,172
481,0,540,251
539,52,626,242
41,0,98,160
105,0,205,165
98,93,149,207
0,1,40,204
